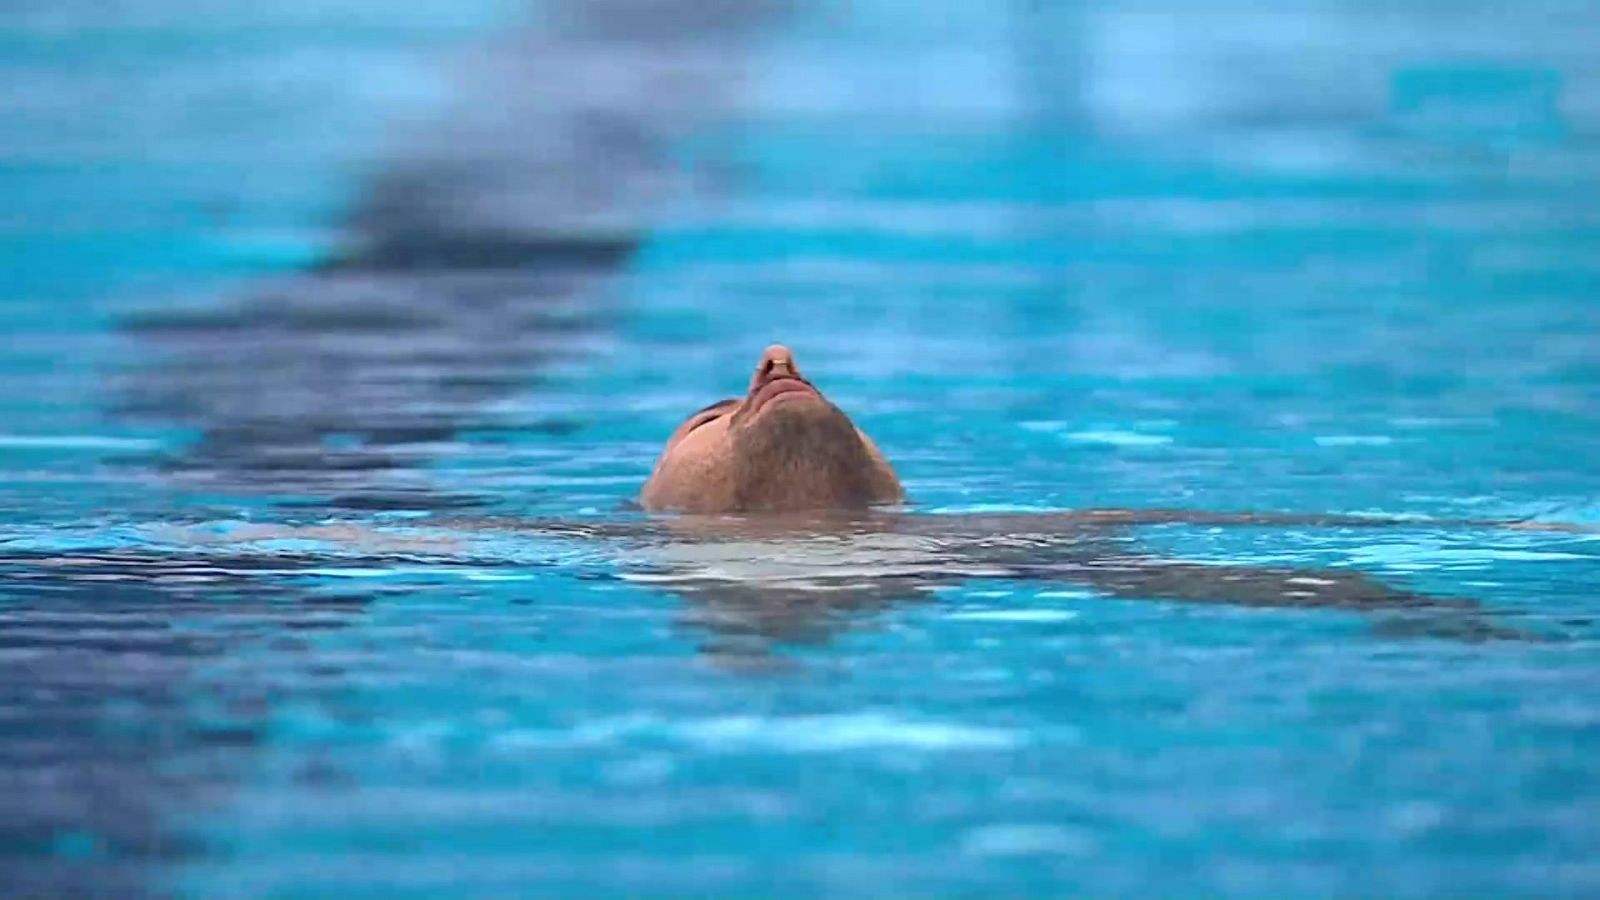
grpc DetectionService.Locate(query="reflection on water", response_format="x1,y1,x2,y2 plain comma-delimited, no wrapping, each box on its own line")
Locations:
0,548,371,896
109,0,777,510
3,0,1600,896
118,269,605,509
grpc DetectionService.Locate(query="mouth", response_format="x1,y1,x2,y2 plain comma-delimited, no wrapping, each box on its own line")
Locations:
745,376,819,417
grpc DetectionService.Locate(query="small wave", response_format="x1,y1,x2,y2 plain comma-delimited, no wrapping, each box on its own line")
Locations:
1064,430,1173,447
0,435,161,450
947,609,1079,623
496,713,1023,753
961,823,1092,857
1314,435,1396,447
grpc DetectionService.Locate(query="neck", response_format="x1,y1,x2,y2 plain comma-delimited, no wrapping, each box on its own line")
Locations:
729,406,881,512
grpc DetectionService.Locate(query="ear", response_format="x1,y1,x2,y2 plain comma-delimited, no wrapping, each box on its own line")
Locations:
855,427,904,502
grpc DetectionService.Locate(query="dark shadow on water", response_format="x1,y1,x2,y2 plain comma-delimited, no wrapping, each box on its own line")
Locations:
111,0,781,514
116,268,610,510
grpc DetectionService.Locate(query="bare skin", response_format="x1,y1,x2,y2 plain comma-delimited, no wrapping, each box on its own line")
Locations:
641,344,902,513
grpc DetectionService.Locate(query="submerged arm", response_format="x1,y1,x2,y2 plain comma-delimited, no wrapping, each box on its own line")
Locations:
996,553,1540,642
907,513,1557,642
933,508,1594,534
1099,508,1593,531
1070,556,1454,610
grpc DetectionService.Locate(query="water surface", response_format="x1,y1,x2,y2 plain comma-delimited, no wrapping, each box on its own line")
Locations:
2,1,1599,896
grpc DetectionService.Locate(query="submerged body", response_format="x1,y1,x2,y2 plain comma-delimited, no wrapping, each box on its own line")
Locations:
12,345,1576,653
625,344,1582,647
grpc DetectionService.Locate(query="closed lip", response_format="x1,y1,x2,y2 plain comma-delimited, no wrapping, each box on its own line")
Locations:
746,377,818,415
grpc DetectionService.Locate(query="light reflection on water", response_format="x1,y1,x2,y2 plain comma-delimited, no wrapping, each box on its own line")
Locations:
2,0,1599,897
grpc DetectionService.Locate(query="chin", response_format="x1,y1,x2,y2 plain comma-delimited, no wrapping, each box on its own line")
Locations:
741,394,846,432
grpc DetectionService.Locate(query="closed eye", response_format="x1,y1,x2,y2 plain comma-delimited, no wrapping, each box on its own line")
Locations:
684,399,736,433
686,413,722,432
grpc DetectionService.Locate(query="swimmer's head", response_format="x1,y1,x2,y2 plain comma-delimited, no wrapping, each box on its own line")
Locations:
639,344,903,513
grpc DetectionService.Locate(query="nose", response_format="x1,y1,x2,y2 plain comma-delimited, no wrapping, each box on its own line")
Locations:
751,343,802,389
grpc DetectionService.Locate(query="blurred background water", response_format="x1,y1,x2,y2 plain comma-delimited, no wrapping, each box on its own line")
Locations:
2,0,1599,896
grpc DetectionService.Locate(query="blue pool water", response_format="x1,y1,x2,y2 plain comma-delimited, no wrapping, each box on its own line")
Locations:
3,1,1599,896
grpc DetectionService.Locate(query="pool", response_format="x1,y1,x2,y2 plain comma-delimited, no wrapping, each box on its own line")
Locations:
3,1,1598,896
